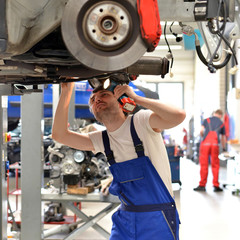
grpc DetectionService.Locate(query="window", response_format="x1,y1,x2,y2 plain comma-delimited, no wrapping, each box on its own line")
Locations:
158,82,184,109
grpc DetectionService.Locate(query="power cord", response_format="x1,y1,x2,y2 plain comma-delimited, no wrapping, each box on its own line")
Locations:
164,22,174,77
169,22,183,43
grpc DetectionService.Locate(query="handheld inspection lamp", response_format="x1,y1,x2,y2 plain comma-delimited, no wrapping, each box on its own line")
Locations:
103,78,136,113
88,73,136,113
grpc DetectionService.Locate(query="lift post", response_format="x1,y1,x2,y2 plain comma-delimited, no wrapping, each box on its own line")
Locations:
21,86,44,239
0,85,12,240
0,84,44,240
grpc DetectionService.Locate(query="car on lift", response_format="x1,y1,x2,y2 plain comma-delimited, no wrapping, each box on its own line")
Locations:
0,0,172,87
0,0,238,89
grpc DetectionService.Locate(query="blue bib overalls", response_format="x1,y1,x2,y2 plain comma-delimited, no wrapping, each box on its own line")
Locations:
102,115,180,240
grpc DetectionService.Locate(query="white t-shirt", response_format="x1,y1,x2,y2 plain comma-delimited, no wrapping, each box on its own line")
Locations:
88,109,173,196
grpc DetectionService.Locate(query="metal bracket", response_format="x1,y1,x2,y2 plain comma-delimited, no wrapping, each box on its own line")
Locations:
197,22,222,62
12,84,43,95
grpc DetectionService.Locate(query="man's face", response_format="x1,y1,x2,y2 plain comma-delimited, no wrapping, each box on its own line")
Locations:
89,90,120,122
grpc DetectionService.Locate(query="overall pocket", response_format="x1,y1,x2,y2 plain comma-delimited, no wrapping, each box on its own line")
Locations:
115,163,146,205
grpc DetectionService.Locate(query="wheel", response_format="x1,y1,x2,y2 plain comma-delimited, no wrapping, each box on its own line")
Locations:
61,0,147,71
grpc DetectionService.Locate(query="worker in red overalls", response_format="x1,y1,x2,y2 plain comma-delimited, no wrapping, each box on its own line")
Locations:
194,109,226,192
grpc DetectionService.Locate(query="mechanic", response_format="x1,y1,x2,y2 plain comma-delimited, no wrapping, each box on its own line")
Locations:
194,109,226,192
52,75,186,240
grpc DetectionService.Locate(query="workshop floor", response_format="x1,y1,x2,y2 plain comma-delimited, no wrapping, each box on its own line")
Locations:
7,157,240,240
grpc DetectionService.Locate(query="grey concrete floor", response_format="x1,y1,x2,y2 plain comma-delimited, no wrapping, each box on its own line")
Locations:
7,157,240,240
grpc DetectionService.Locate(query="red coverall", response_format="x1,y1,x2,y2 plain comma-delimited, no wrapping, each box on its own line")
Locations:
199,117,225,187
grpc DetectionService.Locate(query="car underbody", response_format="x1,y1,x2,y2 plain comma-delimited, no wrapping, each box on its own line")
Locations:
0,0,238,85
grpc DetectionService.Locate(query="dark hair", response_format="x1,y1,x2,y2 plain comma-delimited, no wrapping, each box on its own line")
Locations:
215,109,223,116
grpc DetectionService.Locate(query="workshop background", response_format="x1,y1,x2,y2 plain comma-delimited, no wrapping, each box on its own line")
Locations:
5,38,240,240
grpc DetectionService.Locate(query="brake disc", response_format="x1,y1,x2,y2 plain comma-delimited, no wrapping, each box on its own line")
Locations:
61,0,147,71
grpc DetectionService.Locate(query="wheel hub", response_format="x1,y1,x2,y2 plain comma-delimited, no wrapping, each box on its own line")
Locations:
61,0,147,71
84,2,131,50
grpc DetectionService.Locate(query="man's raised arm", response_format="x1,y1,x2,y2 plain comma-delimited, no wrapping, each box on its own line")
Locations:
113,84,186,132
52,82,95,151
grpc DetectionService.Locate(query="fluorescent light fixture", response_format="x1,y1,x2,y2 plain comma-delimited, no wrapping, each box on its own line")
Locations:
156,45,182,50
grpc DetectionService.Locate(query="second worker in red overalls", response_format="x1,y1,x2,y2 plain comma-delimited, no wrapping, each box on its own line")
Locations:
194,109,226,192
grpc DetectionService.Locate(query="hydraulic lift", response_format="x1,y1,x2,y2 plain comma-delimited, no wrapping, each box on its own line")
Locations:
42,193,120,239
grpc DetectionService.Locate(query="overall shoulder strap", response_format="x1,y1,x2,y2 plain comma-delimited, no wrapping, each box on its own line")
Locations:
102,130,116,165
130,115,145,157
206,118,212,131
214,123,225,133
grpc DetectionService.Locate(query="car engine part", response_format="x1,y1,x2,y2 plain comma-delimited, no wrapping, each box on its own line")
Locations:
48,141,110,187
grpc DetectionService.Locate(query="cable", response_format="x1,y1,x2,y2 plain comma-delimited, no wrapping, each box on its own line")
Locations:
195,31,232,71
208,0,225,68
217,32,238,65
194,0,236,72
169,22,183,42
207,0,237,65
196,44,232,70
169,22,175,36
164,22,174,77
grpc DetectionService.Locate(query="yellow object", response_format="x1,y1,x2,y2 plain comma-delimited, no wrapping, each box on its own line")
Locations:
228,139,239,144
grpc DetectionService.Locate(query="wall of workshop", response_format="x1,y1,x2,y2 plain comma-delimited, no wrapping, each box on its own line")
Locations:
135,48,195,145
227,40,240,141
193,51,221,135
139,49,195,130
138,44,240,142
139,46,228,141
193,45,240,141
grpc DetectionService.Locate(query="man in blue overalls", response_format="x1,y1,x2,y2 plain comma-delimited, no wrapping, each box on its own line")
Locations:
52,76,186,240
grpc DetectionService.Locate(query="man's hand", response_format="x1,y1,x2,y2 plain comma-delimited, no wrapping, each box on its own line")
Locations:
100,177,113,196
61,82,75,95
114,83,186,131
113,84,138,101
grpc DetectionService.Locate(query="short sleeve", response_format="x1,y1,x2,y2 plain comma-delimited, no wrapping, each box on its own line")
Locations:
134,109,158,135
88,131,104,154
